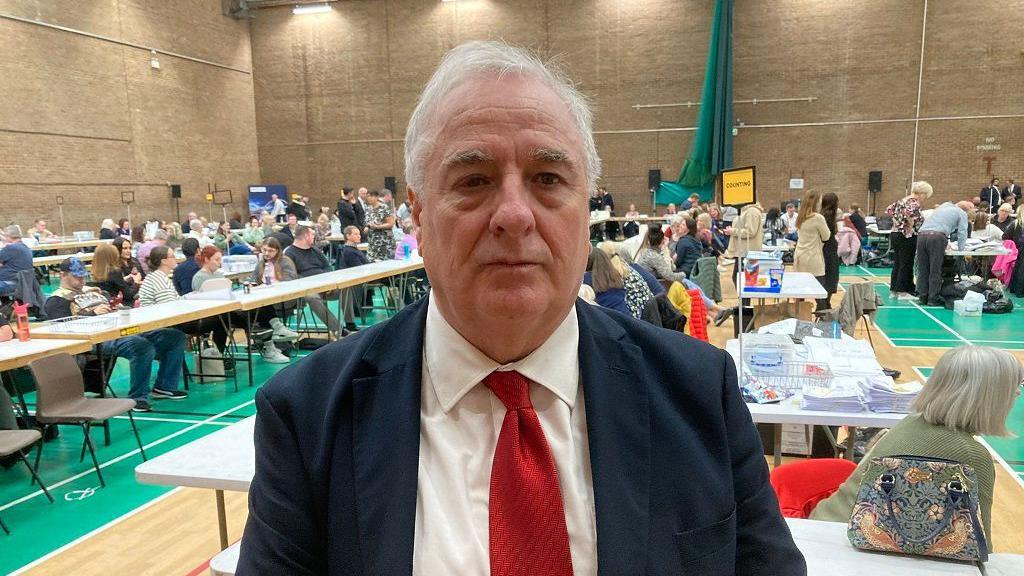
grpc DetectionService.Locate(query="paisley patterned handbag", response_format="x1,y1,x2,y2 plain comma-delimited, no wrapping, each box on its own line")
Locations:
847,455,988,562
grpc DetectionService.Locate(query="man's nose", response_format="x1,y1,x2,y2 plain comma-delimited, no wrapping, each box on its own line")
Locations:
489,176,537,236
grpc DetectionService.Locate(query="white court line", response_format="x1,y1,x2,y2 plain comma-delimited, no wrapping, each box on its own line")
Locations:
912,366,1024,493
855,265,877,277
8,488,183,575
112,415,233,426
908,300,971,344
978,437,1024,493
0,399,255,513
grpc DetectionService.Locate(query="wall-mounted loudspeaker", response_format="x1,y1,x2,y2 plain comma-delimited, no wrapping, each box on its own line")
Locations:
384,176,396,194
170,184,182,198
648,169,662,191
868,171,882,193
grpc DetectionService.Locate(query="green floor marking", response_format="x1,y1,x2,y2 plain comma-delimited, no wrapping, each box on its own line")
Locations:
2,293,397,573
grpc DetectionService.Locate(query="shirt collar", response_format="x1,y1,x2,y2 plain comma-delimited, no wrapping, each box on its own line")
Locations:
423,297,580,413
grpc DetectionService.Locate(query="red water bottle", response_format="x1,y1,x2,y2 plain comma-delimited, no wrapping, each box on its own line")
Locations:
13,301,30,342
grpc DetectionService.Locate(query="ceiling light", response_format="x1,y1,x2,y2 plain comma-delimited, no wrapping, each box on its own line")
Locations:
293,3,331,15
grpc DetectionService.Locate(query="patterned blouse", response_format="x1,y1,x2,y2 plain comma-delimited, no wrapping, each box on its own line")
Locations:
365,202,396,262
886,196,923,238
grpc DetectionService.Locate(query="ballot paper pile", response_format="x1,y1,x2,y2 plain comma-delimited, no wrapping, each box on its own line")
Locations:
801,377,866,412
859,378,923,413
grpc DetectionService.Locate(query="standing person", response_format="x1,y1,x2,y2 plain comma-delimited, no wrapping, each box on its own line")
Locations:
681,193,701,210
886,181,932,298
337,187,359,231
980,177,1001,215
1002,205,1024,297
364,189,396,262
916,201,972,306
284,226,345,337
599,186,618,240
763,207,787,245
1002,178,1021,206
817,193,840,311
846,204,868,239
44,257,187,411
270,193,287,223
836,214,863,266
793,190,831,312
237,40,804,575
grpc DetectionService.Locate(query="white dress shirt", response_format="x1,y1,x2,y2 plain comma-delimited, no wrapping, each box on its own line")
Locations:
413,299,597,576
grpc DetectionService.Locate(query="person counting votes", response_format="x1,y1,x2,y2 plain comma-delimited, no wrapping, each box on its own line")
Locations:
237,41,805,575
92,243,140,308
172,238,201,296
771,345,1022,544
43,257,187,412
337,226,369,269
0,225,33,297
283,225,346,337
915,200,972,306
192,245,296,364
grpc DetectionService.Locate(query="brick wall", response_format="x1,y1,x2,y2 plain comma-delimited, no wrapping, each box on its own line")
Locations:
251,0,1024,216
0,0,259,234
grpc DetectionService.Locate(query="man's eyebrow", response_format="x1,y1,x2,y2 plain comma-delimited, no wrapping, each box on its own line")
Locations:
530,147,574,166
441,149,494,168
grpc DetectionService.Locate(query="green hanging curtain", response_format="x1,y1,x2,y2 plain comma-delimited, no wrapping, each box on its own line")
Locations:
656,0,734,206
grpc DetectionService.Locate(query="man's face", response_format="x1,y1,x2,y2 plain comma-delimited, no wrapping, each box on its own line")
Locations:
411,73,591,323
187,212,197,221
271,194,278,201
294,231,312,248
358,187,368,199
36,221,46,231
994,179,1000,187
787,205,795,214
345,228,361,243
63,272,84,291
287,215,298,226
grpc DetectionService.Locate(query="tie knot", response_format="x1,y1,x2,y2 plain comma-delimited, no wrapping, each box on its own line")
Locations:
484,370,532,410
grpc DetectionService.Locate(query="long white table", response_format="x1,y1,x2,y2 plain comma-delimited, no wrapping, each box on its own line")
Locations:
787,518,981,575
136,417,255,549
0,338,94,372
136,419,1000,573
742,271,827,300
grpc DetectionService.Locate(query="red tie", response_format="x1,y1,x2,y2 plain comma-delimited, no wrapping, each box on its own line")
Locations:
485,370,574,576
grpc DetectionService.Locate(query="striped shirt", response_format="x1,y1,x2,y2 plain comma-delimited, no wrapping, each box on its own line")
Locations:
137,269,180,307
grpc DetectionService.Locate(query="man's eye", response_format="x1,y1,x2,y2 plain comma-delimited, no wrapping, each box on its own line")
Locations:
536,173,562,186
461,175,489,188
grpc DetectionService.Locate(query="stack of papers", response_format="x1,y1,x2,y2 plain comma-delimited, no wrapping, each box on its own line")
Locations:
801,377,865,412
803,337,884,376
859,377,921,413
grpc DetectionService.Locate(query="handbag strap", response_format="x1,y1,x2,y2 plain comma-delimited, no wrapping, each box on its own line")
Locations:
879,475,969,545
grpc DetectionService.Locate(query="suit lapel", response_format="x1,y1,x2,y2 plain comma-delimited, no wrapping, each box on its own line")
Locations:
577,303,651,576
351,298,428,576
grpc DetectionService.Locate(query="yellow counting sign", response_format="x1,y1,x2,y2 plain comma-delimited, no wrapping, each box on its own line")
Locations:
205,193,214,202
721,166,756,206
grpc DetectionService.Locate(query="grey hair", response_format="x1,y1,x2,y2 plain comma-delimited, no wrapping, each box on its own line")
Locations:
152,230,168,241
5,225,22,238
912,345,1022,437
403,40,601,195
189,219,203,232
910,181,934,199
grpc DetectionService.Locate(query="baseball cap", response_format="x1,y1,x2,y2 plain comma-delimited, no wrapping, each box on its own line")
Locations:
59,257,88,278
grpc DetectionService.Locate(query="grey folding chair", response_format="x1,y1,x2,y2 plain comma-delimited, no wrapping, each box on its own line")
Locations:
0,429,54,534
28,353,146,488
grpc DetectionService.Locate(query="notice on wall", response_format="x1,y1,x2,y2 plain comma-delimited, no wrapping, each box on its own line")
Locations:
789,178,804,190
721,165,756,207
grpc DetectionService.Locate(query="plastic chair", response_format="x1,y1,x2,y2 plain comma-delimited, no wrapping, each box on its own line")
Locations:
209,540,240,575
199,277,233,293
28,353,146,488
0,429,54,534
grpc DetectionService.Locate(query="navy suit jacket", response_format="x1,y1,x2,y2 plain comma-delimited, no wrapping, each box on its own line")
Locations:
237,297,806,575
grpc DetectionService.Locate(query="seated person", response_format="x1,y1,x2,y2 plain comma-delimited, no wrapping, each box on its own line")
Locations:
192,245,293,364
0,225,33,296
91,243,139,307
284,226,346,336
213,221,253,255
113,236,146,281
631,228,722,320
970,211,1003,243
31,219,58,242
582,247,630,316
583,246,653,319
394,219,418,259
172,238,201,295
672,216,703,278
772,345,1020,544
337,226,369,269
99,218,118,240
43,257,187,412
136,230,167,274
251,237,297,286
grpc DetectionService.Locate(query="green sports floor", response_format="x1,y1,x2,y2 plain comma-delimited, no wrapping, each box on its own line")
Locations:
839,265,1024,491
0,288,393,574
3,271,1024,572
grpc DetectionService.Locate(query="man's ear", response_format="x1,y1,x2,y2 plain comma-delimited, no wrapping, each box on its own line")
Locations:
409,187,424,257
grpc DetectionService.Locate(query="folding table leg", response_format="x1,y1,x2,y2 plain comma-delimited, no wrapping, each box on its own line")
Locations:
773,424,782,468
216,489,229,550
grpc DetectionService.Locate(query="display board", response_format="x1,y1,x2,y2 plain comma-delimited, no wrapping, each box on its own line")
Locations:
721,166,756,207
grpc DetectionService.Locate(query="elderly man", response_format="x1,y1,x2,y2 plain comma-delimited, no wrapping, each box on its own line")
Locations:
0,225,33,296
915,200,973,306
238,41,805,575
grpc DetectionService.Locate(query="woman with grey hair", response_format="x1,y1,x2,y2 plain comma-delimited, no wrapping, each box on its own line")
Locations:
772,345,1021,541
885,181,933,298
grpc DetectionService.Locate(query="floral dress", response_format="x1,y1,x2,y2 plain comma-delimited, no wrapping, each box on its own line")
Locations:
886,196,923,238
366,202,396,262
